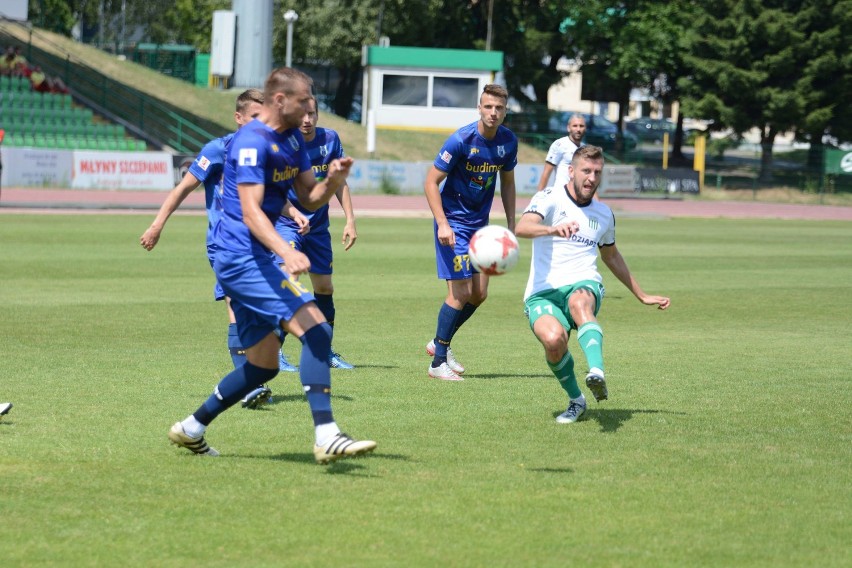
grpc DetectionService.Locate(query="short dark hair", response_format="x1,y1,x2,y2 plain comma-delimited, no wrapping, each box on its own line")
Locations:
481,83,508,103
572,145,604,164
264,67,313,101
567,113,586,126
236,88,264,113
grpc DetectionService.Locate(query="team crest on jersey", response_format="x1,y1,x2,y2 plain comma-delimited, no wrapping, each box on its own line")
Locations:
197,156,211,171
440,150,452,164
320,144,329,157
469,147,479,156
288,135,300,151
238,148,258,166
271,143,280,153
497,145,506,157
589,218,599,230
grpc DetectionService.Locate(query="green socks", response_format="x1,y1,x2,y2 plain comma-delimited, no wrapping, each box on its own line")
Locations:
548,351,582,399
578,322,604,373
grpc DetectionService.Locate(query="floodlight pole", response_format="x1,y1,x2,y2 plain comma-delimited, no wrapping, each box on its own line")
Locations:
284,10,299,68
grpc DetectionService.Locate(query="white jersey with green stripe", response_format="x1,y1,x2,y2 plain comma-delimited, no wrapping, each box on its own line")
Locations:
522,186,616,301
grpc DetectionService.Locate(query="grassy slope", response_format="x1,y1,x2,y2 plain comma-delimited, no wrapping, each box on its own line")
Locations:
2,22,544,163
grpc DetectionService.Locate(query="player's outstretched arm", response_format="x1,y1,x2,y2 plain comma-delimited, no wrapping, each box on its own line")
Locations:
294,157,354,211
499,170,517,232
424,166,455,247
281,199,310,235
140,171,202,250
536,162,555,191
600,244,670,310
515,212,579,239
335,183,357,251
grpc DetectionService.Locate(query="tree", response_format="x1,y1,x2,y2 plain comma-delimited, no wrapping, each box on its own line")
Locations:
484,1,574,107
679,1,805,181
28,0,228,51
28,0,76,36
794,0,852,168
278,0,475,119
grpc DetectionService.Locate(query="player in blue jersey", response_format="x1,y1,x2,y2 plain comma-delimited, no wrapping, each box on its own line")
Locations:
140,89,307,409
167,67,376,463
273,96,358,372
423,83,518,380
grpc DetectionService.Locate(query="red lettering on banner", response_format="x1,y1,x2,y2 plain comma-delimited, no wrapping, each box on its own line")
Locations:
119,161,168,175
79,160,118,174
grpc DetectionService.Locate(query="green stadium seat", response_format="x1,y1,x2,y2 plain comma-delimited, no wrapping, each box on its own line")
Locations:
71,123,86,137
0,76,10,90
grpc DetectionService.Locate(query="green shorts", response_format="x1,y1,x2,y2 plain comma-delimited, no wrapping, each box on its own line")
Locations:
523,280,604,332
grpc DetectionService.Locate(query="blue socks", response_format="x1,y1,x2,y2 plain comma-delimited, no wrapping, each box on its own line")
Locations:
193,361,279,425
313,293,335,327
454,302,478,336
227,323,247,368
299,322,334,426
433,302,461,361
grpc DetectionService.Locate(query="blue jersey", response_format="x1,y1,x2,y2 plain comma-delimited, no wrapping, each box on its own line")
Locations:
434,121,518,227
188,132,234,247
277,126,344,233
214,119,312,256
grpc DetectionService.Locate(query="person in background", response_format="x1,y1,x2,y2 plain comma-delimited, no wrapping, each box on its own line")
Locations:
536,113,586,192
423,83,518,381
273,95,358,372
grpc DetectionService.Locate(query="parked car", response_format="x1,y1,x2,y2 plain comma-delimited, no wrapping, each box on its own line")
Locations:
503,109,638,152
626,117,704,144
548,111,638,151
625,117,675,142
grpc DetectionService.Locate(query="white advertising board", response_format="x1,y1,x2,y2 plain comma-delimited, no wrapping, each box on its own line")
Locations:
72,151,173,190
1,147,73,187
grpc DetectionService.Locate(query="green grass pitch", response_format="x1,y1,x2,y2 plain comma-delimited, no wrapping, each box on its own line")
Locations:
0,213,849,566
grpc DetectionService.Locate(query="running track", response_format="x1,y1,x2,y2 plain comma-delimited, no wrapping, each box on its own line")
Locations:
1,187,850,221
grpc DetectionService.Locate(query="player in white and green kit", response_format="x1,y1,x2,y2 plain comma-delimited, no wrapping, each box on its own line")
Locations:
515,145,671,423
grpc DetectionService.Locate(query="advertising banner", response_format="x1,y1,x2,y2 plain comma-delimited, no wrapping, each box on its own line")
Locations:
1,147,73,187
72,151,173,190
636,167,700,194
824,149,852,175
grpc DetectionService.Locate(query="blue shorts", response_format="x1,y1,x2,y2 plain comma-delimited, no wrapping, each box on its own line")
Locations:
214,249,316,349
434,221,482,280
272,224,333,275
207,244,226,301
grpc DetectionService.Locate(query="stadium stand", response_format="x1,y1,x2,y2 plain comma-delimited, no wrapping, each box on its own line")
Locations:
0,44,147,151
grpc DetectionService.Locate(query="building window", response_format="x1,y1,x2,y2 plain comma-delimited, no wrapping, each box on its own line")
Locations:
432,77,479,108
382,75,428,106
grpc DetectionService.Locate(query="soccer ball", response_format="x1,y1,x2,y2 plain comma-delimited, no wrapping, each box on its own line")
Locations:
468,225,520,276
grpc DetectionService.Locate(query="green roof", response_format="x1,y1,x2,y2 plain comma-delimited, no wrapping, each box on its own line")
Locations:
364,46,502,71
